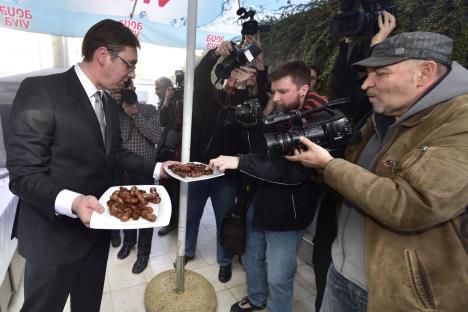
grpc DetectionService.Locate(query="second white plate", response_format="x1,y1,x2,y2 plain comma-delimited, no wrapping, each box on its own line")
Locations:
164,162,225,183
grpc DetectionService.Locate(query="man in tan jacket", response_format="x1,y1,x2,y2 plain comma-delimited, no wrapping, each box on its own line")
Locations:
287,32,468,312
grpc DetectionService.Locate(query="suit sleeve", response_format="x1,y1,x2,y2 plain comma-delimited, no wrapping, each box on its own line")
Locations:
6,78,63,221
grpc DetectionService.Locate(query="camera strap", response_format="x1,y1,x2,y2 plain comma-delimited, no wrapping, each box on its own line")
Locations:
203,92,235,160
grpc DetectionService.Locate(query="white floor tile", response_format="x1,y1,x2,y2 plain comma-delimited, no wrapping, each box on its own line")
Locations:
142,254,174,283
215,289,236,312
192,265,226,292
111,283,147,312
107,261,146,291
227,283,247,301
100,292,115,312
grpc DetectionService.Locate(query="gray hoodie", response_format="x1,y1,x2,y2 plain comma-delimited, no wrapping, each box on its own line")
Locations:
331,62,468,290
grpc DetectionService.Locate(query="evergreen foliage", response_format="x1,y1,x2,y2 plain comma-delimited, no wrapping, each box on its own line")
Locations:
261,0,468,96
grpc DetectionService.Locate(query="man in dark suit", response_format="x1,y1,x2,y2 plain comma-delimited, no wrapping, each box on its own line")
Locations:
6,19,171,312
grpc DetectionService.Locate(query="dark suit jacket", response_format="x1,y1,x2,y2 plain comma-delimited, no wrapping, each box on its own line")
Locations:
6,67,156,265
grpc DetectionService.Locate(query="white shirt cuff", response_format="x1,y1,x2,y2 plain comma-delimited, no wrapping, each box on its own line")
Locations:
55,189,81,218
154,162,162,180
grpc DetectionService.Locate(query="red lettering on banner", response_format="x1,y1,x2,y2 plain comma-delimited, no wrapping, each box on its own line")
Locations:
143,0,172,7
120,20,143,38
207,42,221,49
1,6,33,30
206,34,224,43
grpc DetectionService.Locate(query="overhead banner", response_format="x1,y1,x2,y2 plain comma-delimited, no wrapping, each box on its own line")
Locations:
0,0,308,49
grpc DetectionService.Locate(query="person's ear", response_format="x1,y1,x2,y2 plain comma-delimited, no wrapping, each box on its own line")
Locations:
417,61,437,86
95,46,109,66
299,84,309,98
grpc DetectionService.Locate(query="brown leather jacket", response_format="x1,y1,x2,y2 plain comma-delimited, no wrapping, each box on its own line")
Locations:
324,95,468,311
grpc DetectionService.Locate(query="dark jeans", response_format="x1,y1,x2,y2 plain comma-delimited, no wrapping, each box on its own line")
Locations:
320,265,368,312
185,175,236,266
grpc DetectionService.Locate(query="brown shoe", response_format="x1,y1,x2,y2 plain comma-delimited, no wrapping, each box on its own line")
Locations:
158,223,177,236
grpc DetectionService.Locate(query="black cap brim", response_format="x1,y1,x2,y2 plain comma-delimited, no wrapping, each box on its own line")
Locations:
351,56,410,71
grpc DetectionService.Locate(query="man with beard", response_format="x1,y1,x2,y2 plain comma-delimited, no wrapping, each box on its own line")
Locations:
210,60,324,312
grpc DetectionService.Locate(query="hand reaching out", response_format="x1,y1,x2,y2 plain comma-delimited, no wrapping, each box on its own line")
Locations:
209,155,240,172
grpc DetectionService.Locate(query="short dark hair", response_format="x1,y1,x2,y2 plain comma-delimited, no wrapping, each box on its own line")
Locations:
269,60,311,87
82,19,141,61
308,64,321,77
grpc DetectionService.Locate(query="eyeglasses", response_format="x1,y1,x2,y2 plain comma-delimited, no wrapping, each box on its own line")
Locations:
107,48,136,72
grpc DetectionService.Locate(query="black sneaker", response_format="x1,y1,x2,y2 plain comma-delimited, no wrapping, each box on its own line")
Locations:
158,223,177,236
218,264,232,283
230,296,265,312
173,255,194,268
132,257,149,274
117,244,135,260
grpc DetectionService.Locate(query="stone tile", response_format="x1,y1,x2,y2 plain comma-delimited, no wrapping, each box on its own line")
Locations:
142,254,174,283
100,292,114,312
293,295,316,312
111,283,147,312
227,283,247,301
192,264,226,292
107,261,146,291
295,263,316,291
107,243,137,268
215,289,236,312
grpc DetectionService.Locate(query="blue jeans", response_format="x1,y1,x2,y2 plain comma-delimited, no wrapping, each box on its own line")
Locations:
185,175,236,266
320,265,368,312
242,201,305,312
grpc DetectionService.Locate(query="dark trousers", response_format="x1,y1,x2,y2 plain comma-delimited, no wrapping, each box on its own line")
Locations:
313,191,338,311
21,233,110,312
122,228,154,257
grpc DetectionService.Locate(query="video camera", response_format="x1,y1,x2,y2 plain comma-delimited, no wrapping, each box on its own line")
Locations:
331,0,397,38
225,98,263,128
120,87,138,106
264,108,353,157
214,41,262,82
236,7,271,36
172,69,184,101
225,97,353,156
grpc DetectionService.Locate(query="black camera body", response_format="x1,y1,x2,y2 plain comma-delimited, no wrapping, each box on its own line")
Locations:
172,69,184,101
263,109,353,157
215,41,262,82
237,7,271,36
225,98,263,128
120,88,138,105
331,0,396,38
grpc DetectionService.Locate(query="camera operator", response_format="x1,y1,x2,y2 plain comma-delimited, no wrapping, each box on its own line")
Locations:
210,60,325,312
113,80,162,274
154,76,180,236
185,37,268,283
333,10,396,122
286,32,468,312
